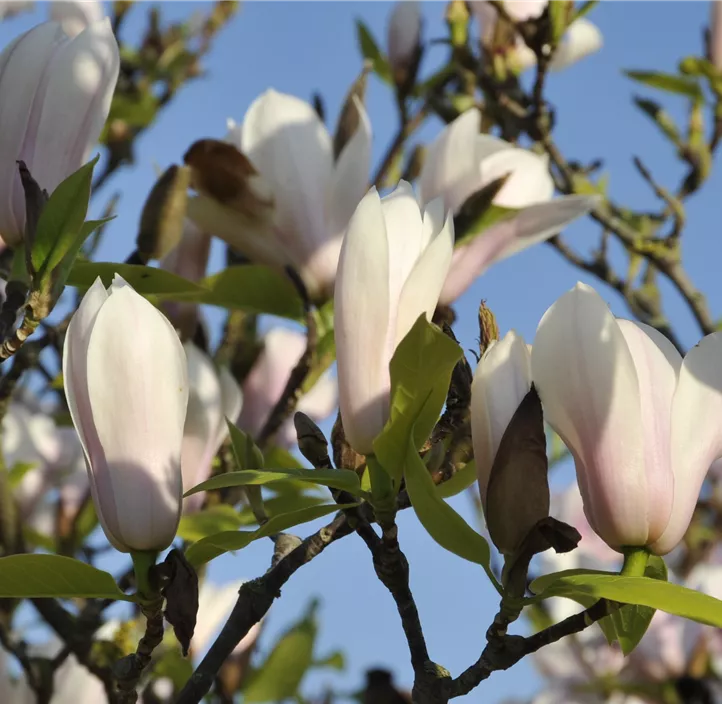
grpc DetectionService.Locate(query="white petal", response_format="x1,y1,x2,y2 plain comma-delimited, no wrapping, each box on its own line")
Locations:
480,147,554,208
395,208,454,347
49,0,104,37
241,89,333,256
440,195,596,304
652,332,722,554
531,283,648,548
504,0,547,21
550,17,603,71
193,580,246,654
335,188,391,454
86,286,188,551
297,369,338,422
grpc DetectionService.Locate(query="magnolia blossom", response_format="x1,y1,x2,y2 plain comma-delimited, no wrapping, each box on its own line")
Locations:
161,219,212,340
387,1,422,75
0,19,119,246
532,282,722,554
63,275,189,553
335,182,453,454
49,0,104,37
188,89,372,299
471,2,602,73
183,343,243,512
419,109,596,304
471,331,531,512
237,327,337,447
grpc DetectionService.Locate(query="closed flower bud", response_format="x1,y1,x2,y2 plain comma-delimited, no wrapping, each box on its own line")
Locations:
0,19,119,246
387,1,422,86
335,182,454,454
419,109,596,304
532,283,722,555
471,331,549,554
49,0,104,37
63,275,189,552
188,89,372,300
711,1,722,71
183,343,243,513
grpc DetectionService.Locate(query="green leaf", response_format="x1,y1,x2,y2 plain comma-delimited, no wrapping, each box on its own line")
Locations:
599,555,668,654
355,20,393,84
31,157,98,281
236,494,329,526
67,262,206,296
625,70,704,100
195,266,304,319
436,460,477,499
373,316,462,484
185,468,363,498
8,462,36,488
227,422,265,471
633,97,683,146
404,436,500,592
244,604,317,701
264,446,304,470
312,651,345,671
530,569,722,627
177,505,246,542
0,555,133,601
185,503,355,567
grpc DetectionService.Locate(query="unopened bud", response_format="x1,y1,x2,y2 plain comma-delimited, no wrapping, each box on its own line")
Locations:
333,65,370,161
711,1,722,72
402,144,426,183
137,165,191,262
183,139,273,222
17,161,48,260
445,0,468,49
388,1,423,87
331,413,365,472
478,301,499,355
294,412,331,469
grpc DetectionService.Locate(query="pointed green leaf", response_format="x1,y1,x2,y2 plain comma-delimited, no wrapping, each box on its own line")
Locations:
0,555,133,601
625,70,703,100
31,156,98,280
530,569,722,627
185,468,363,498
404,436,500,592
227,422,265,471
177,505,246,542
68,262,206,296
185,503,356,567
243,604,317,701
355,20,392,84
373,315,462,484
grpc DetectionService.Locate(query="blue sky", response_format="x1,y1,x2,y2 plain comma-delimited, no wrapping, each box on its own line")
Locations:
4,1,722,702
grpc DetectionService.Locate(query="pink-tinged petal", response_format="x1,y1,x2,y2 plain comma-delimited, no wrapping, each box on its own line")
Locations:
480,148,554,208
53,653,107,704
468,1,498,45
394,202,454,346
85,285,187,551
652,332,722,555
182,343,223,512
238,327,306,439
712,0,722,71
0,22,66,244
335,188,391,454
440,195,596,304
50,0,104,37
531,283,649,549
241,89,333,256
550,17,603,71
193,580,247,655
186,194,288,270
32,19,119,194
387,0,422,71
471,331,531,507
616,320,678,544
219,366,243,434
631,611,697,681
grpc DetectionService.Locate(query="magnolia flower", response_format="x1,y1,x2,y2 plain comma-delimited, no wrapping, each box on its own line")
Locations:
237,327,337,447
387,1,422,76
63,275,189,553
183,343,243,512
471,331,531,515
419,109,596,304
470,2,602,73
188,89,372,299
335,182,453,454
161,219,212,340
52,653,107,704
0,19,119,246
532,282,722,554
49,0,104,37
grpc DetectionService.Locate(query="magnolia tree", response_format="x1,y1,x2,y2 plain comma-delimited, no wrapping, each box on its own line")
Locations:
0,1,721,703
